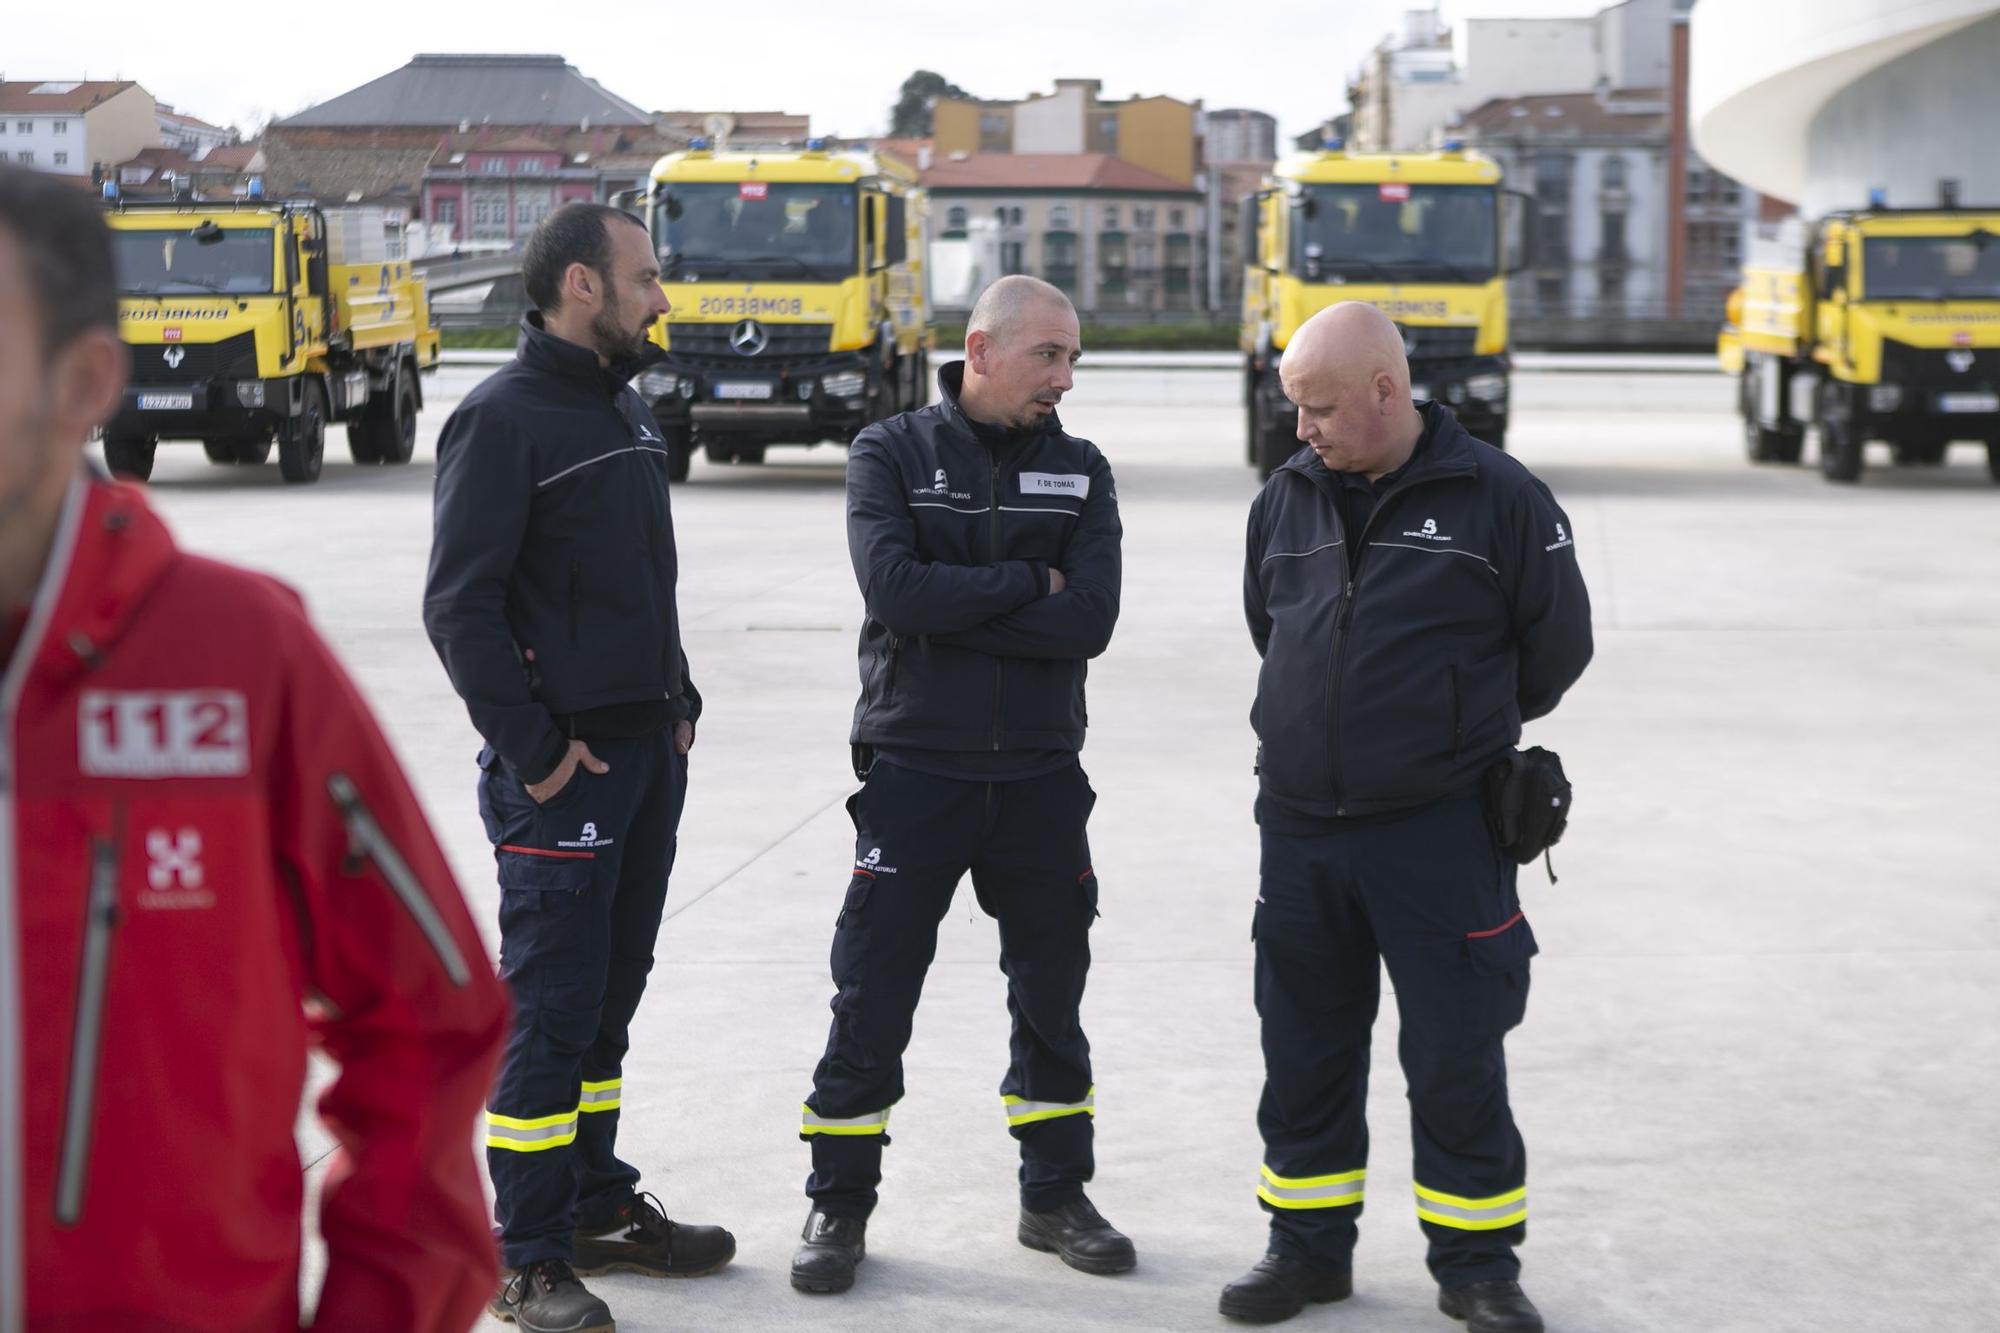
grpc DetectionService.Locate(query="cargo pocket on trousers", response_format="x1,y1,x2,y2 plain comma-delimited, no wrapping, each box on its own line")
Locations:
1462,911,1538,1036
495,845,594,914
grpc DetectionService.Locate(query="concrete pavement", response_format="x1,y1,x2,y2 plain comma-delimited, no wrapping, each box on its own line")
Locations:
127,362,2000,1332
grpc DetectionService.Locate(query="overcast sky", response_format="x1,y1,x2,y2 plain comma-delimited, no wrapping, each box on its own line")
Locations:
11,0,1608,146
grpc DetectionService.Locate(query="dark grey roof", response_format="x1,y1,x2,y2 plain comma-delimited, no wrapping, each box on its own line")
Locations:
276,54,652,128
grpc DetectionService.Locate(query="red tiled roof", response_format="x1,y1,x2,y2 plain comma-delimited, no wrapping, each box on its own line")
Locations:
921,152,1196,193
0,80,142,113
159,106,226,132
120,146,199,173
199,144,261,170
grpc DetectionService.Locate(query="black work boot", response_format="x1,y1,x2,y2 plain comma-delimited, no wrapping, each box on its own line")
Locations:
488,1259,615,1333
1017,1195,1137,1275
790,1209,867,1294
1219,1252,1354,1324
571,1191,736,1278
1439,1279,1544,1333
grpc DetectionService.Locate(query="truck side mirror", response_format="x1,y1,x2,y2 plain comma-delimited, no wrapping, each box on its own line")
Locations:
1502,189,1536,275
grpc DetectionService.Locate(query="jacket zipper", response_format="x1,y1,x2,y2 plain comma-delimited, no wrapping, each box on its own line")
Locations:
567,560,581,646
1450,663,1463,758
988,450,1006,750
326,773,472,988
55,835,120,1226
1321,468,1458,815
884,635,902,704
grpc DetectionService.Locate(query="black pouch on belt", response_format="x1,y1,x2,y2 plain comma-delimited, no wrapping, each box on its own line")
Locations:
1483,746,1572,879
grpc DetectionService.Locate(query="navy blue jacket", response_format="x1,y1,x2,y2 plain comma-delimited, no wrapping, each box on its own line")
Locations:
424,314,698,785
847,361,1121,753
1245,404,1591,820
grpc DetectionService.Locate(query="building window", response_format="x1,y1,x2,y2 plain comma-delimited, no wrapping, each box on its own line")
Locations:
1169,207,1185,228
519,158,543,175
1134,235,1157,273
946,205,968,231
485,158,506,174
1002,241,1025,275
52,152,66,166
1134,205,1156,230
1600,211,1628,264
1049,204,1072,229
15,153,31,165
1102,205,1119,230
15,123,29,135
52,120,67,133
1096,115,1119,153
1043,231,1078,291
436,199,457,225
1601,155,1626,190
979,111,1009,152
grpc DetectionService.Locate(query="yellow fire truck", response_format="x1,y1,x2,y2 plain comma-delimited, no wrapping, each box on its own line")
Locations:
103,195,439,484
1720,206,2000,483
635,139,928,480
1241,139,1530,475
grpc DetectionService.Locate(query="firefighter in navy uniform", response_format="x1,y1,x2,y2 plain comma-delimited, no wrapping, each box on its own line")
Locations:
425,204,734,1333
1221,303,1592,1332
790,276,1131,1294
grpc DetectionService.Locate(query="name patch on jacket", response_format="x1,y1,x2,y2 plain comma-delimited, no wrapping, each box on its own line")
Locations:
1020,472,1089,498
78,690,250,778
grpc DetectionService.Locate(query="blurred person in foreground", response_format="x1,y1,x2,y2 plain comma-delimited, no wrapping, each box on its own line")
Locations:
0,161,508,1331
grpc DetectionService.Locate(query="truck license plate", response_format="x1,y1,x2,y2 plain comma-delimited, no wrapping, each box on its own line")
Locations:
138,392,194,411
712,382,774,400
1936,391,1999,413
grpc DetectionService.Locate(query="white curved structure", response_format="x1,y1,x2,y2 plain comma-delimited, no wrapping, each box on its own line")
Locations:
1691,0,2000,211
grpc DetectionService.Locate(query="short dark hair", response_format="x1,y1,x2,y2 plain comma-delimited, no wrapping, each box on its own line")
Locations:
0,164,119,359
521,202,648,312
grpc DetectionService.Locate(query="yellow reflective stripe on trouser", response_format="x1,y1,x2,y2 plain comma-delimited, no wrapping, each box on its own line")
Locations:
579,1078,621,1113
800,1104,890,1136
1001,1087,1095,1127
1257,1164,1366,1209
486,1106,580,1152
1413,1182,1527,1230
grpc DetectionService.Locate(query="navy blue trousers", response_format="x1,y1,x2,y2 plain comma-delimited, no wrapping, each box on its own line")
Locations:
803,760,1100,1218
477,732,686,1268
1254,796,1536,1288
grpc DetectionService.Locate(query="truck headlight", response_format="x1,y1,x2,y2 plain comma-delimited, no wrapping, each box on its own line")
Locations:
234,381,265,408
822,370,867,400
637,368,676,399
1867,384,1902,412
1466,373,1508,401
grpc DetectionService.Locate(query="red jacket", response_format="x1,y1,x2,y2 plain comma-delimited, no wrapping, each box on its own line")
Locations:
1,473,509,1332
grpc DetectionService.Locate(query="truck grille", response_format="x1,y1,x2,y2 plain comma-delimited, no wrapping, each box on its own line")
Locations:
664,321,833,368
126,332,259,384
1396,325,1479,362
1880,339,2000,393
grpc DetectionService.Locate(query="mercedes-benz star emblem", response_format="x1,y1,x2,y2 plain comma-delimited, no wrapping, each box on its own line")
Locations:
1946,349,1976,374
729,319,769,357
162,347,186,369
